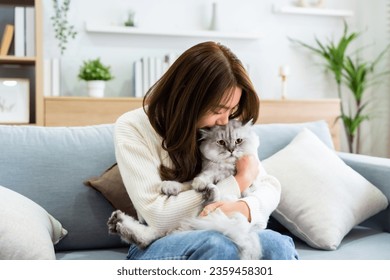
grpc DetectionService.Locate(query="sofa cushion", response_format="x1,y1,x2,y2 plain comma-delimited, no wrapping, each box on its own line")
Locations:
0,124,124,252
296,226,390,260
56,247,129,260
263,129,388,250
0,185,67,259
84,163,137,217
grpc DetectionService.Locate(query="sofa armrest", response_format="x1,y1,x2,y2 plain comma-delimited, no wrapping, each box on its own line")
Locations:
338,152,390,232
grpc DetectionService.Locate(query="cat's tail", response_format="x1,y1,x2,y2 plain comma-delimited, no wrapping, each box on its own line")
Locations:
179,209,262,260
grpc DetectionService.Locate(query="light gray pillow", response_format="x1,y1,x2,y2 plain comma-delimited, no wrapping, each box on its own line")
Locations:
263,129,388,250
0,186,68,259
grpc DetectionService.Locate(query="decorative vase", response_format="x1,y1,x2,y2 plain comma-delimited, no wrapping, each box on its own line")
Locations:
209,2,220,31
87,80,105,98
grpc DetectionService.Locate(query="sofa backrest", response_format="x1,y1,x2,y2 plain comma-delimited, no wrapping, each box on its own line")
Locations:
253,120,334,160
0,124,122,252
0,120,334,252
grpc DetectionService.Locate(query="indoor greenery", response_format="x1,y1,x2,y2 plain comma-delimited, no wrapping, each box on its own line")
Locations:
51,0,77,55
78,58,114,81
290,22,390,153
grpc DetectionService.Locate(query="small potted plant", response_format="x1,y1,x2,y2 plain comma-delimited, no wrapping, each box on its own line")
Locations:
78,58,114,98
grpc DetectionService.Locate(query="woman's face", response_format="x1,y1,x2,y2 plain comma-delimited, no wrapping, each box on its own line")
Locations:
196,87,242,129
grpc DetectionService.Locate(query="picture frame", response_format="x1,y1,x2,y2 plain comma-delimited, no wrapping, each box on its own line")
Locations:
0,78,30,123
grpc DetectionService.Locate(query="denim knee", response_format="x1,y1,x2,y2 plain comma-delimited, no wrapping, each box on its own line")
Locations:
189,230,240,260
260,229,299,260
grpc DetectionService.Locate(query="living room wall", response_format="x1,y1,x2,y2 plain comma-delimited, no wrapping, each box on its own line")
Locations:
41,0,389,158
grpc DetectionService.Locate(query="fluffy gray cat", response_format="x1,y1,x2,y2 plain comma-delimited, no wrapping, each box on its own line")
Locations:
107,119,263,259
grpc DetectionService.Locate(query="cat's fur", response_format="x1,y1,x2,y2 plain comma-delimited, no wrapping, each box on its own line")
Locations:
107,120,263,259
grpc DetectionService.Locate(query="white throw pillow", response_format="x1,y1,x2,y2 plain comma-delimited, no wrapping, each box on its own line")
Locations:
263,129,388,250
0,186,68,259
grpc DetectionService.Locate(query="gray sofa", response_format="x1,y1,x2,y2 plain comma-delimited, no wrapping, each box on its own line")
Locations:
0,120,389,260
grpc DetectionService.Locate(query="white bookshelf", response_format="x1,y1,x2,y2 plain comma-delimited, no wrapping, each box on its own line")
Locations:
85,22,262,40
273,5,354,17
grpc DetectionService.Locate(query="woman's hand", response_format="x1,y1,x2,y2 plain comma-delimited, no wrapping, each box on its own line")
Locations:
199,200,251,222
234,154,260,193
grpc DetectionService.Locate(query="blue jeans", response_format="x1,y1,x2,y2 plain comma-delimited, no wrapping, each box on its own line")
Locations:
126,229,299,260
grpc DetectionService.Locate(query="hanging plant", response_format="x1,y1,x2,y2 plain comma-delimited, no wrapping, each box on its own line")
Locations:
51,0,77,55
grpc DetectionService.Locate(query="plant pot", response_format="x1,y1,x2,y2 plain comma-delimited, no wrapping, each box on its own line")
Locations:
87,80,106,98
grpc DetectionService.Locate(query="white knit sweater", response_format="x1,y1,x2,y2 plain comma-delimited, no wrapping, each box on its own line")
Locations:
114,108,281,232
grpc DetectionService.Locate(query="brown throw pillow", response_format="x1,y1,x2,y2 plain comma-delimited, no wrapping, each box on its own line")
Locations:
84,163,137,218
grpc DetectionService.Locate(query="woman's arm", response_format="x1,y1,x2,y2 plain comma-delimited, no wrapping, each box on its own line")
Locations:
210,158,281,228
114,111,204,232
239,161,281,228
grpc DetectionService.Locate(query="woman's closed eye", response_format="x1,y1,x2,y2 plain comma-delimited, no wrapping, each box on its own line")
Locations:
212,105,238,116
213,109,228,115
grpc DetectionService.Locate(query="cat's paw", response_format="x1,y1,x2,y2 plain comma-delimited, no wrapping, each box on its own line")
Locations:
203,183,220,202
107,209,125,234
191,177,209,192
160,181,183,196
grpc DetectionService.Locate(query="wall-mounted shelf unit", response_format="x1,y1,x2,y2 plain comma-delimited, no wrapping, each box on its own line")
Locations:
273,5,354,17
85,22,262,40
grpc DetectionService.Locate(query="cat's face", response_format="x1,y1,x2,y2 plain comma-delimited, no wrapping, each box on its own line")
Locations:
199,120,259,163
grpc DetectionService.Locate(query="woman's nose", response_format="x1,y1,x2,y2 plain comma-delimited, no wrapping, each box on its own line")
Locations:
216,113,229,126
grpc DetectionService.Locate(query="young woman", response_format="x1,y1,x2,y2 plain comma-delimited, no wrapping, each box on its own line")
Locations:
115,41,298,260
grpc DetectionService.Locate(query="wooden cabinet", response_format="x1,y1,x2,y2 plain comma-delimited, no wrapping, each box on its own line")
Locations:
0,0,43,125
258,99,341,150
44,97,340,149
44,97,143,126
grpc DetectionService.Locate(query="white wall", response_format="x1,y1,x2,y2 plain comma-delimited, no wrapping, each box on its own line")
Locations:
42,0,389,157
354,0,390,157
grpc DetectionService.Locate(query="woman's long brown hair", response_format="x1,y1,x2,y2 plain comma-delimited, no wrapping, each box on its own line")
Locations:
143,41,259,182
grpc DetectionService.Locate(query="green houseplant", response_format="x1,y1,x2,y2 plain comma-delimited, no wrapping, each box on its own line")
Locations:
290,22,390,153
78,58,114,98
51,0,77,55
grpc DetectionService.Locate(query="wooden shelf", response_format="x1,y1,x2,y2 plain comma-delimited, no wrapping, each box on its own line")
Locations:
0,0,43,125
85,22,262,40
0,55,36,65
273,5,354,17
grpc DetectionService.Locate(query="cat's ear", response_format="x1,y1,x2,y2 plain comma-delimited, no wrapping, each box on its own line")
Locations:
229,119,242,128
243,119,254,127
198,128,210,140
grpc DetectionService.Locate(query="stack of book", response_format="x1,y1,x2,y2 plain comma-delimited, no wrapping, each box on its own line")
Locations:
133,53,178,97
43,58,61,97
0,6,35,57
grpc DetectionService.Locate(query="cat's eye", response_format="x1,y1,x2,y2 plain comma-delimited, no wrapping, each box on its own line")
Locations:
235,138,243,144
217,140,226,146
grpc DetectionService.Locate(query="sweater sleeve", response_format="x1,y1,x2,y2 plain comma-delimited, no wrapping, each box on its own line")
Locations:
114,110,204,232
239,161,281,229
